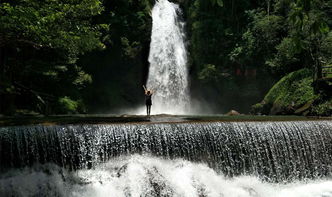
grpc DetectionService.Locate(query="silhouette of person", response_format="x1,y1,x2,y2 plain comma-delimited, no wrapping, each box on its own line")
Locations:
143,85,154,116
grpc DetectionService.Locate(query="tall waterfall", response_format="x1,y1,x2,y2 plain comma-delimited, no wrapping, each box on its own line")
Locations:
147,0,190,114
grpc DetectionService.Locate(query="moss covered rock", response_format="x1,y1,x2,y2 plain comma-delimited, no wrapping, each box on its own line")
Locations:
251,69,332,116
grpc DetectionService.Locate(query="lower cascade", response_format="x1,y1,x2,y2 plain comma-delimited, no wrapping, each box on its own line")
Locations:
1,121,332,181
1,121,332,196
1,155,332,197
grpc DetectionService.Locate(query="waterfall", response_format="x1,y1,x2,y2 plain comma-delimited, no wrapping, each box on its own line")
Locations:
146,0,190,114
1,121,332,182
1,155,332,197
1,121,332,196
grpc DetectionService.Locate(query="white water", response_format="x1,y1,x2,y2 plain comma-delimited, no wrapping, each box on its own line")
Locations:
1,155,332,197
146,0,190,115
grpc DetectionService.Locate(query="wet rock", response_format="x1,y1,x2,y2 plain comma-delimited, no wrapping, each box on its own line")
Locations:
226,110,241,116
295,100,314,115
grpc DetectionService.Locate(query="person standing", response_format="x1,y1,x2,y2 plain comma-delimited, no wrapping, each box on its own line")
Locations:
143,85,154,116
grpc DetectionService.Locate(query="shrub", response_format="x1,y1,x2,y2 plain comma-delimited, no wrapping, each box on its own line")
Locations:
58,96,79,114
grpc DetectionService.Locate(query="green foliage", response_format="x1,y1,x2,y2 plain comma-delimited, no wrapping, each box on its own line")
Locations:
264,69,315,106
58,96,85,114
230,0,332,89
230,10,286,70
321,32,332,65
106,0,153,58
1,0,331,115
185,0,331,113
120,37,142,58
188,0,256,73
0,0,106,114
322,65,332,79
251,68,331,115
75,0,154,113
198,64,220,83
266,37,300,73
58,97,78,113
0,0,106,56
251,102,270,115
287,0,331,79
311,98,332,116
73,66,92,86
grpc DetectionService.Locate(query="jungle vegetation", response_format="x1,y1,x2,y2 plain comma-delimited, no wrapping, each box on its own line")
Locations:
0,0,331,115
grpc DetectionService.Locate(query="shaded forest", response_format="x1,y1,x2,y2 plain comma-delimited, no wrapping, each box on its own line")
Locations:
0,0,331,115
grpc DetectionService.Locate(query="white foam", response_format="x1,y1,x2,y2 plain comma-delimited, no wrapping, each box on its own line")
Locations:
1,155,331,197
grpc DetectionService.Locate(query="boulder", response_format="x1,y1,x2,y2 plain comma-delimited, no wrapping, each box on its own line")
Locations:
226,110,241,116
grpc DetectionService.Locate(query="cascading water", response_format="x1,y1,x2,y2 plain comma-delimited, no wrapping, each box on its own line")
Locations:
1,121,332,196
146,0,190,114
1,121,332,179
1,155,332,197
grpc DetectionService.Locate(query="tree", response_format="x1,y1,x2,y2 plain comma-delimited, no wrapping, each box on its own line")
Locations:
288,0,330,81
0,0,107,114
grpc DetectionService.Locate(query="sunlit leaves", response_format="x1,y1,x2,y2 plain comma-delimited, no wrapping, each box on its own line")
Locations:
0,0,106,54
73,66,92,86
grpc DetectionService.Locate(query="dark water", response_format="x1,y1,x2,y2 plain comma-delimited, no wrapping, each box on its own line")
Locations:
1,121,331,182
